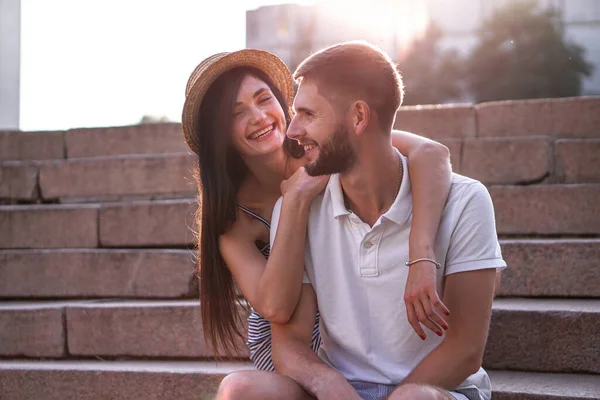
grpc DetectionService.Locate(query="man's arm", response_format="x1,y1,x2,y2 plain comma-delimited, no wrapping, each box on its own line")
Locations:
401,268,496,387
271,284,360,400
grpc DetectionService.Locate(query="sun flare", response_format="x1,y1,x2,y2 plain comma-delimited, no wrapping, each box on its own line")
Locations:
320,0,429,58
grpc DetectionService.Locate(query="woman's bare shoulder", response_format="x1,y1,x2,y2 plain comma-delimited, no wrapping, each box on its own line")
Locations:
219,211,263,252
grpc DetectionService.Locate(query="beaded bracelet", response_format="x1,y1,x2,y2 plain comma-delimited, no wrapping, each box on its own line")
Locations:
405,258,442,270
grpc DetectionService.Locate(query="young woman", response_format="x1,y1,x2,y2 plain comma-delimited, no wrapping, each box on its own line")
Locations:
181,49,452,373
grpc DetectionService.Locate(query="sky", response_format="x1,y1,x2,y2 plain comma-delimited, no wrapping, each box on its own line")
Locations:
20,0,317,131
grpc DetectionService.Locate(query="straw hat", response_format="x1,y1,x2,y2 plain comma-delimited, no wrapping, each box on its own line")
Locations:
182,49,294,155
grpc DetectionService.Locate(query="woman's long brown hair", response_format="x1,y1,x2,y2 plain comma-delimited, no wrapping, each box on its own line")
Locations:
194,67,303,357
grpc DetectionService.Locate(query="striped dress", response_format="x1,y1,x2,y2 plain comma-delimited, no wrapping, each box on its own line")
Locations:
238,204,322,371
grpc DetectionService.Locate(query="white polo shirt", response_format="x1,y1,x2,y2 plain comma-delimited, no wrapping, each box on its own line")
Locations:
271,151,506,400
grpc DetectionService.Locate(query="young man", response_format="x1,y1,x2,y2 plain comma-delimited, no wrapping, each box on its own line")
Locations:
267,41,507,400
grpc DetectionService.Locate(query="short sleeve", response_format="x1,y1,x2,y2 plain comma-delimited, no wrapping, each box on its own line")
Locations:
445,182,507,275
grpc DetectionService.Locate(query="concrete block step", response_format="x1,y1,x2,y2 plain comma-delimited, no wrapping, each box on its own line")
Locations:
0,360,253,400
0,130,65,162
0,162,39,201
0,204,100,249
2,183,598,249
460,137,600,185
497,239,600,297
0,199,196,249
1,124,188,162
38,153,197,202
1,299,597,374
65,123,188,158
488,370,600,400
0,249,197,299
3,137,598,203
555,139,600,184
0,300,248,359
461,136,551,185
476,96,600,139
0,362,598,400
99,199,197,247
0,303,65,357
484,298,600,374
1,240,598,299
490,184,600,235
63,300,249,358
394,104,476,139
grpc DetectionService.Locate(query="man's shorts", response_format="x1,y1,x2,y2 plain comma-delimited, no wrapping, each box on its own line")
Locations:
349,381,483,400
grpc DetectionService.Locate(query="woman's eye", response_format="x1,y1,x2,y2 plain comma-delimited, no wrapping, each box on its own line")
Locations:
259,96,271,104
233,110,243,117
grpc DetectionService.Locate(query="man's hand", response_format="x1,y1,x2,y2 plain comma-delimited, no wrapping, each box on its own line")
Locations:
404,260,450,340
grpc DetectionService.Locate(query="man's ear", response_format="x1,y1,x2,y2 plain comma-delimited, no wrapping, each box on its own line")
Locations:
350,101,370,136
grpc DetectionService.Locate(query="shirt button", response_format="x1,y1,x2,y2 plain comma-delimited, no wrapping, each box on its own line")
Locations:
364,241,373,249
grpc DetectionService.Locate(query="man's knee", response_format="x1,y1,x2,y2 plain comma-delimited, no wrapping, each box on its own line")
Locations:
216,372,259,400
388,383,453,400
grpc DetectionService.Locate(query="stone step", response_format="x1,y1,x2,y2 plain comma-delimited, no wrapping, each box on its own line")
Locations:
490,184,600,235
475,96,600,139
2,183,598,249
0,249,197,299
3,137,599,203
65,124,188,158
1,240,598,299
483,298,599,374
461,137,600,185
488,370,600,400
0,199,196,249
0,162,39,201
38,153,198,202
0,363,598,400
0,124,188,163
0,204,100,249
0,300,248,359
0,130,65,162
1,299,597,374
0,360,252,400
395,97,600,140
497,239,600,298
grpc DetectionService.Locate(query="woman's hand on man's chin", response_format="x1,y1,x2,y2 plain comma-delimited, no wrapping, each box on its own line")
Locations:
281,167,330,205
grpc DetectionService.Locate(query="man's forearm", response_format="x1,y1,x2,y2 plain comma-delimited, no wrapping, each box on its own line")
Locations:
402,339,480,388
272,333,359,399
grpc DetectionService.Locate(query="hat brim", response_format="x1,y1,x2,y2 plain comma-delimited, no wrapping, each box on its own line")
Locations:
182,49,294,155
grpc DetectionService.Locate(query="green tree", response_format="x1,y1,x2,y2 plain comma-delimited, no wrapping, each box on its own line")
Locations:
466,0,593,103
398,23,464,106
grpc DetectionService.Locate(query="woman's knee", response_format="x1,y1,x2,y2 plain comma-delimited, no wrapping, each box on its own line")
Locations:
216,370,310,400
388,383,452,400
216,371,260,400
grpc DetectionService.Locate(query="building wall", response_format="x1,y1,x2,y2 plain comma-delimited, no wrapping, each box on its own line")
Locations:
246,0,600,95
0,0,21,130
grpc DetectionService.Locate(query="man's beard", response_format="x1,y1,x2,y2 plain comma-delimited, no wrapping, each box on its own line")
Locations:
305,123,357,177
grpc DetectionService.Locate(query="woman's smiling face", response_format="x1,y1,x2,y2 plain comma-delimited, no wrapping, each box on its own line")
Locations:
230,74,288,158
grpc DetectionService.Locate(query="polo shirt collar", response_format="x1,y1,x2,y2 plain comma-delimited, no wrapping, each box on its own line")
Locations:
325,149,413,226
327,174,351,218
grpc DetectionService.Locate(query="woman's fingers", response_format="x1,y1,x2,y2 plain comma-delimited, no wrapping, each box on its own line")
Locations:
413,300,443,337
421,293,448,332
405,301,426,340
429,288,451,318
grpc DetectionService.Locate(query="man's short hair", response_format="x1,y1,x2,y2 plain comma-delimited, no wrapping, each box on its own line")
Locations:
293,41,404,132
